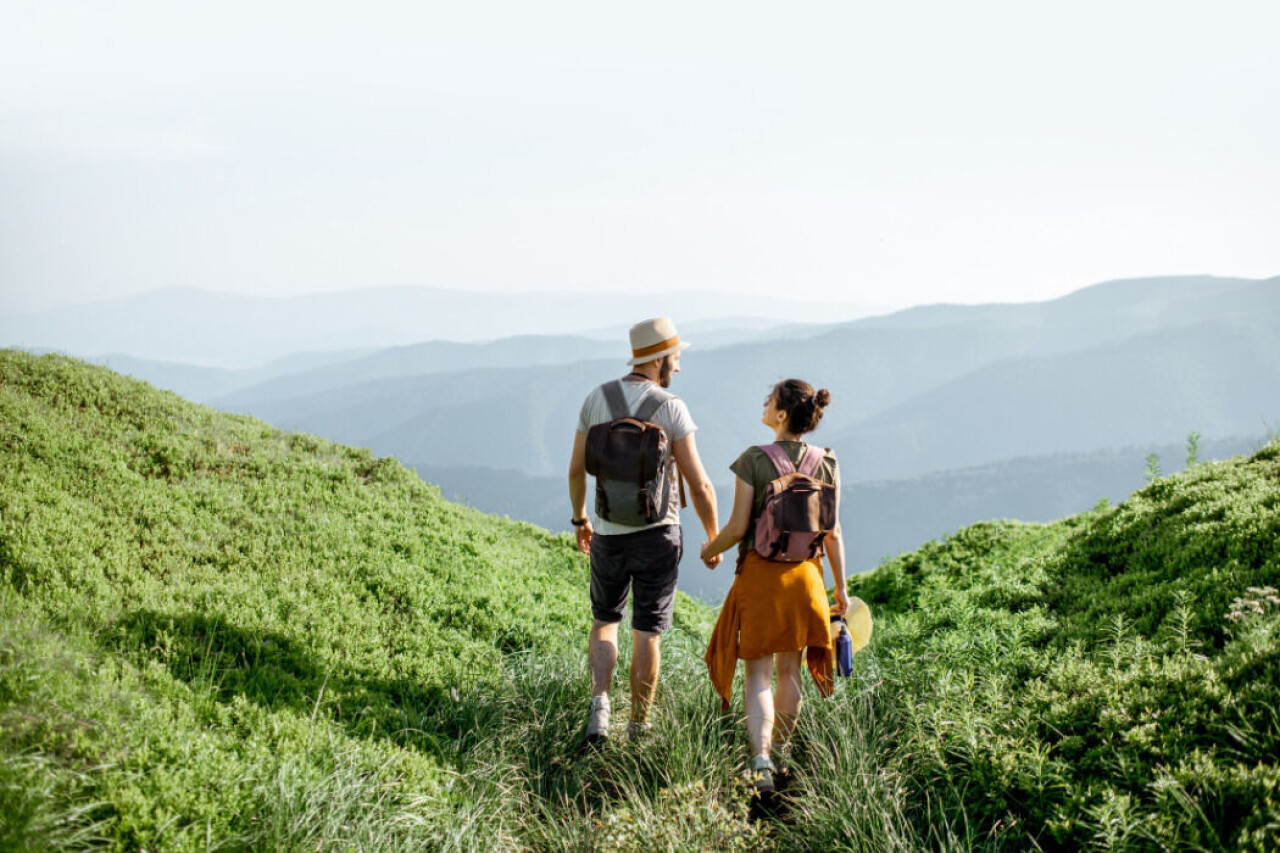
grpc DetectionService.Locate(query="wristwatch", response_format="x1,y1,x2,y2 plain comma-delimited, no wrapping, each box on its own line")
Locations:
571,517,589,527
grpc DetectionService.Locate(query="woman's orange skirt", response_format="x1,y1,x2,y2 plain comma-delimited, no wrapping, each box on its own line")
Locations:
704,551,834,711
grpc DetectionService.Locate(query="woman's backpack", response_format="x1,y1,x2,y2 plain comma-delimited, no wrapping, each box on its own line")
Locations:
753,443,837,562
584,381,676,526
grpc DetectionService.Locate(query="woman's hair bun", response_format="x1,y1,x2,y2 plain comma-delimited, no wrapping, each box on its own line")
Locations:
772,378,830,435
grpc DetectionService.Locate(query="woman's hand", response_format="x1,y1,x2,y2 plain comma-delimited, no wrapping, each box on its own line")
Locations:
832,586,849,615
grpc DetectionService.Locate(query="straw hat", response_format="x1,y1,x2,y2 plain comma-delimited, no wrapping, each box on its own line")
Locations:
627,317,691,365
845,596,873,653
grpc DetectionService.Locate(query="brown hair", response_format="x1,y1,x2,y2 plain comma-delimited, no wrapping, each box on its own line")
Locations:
772,378,831,435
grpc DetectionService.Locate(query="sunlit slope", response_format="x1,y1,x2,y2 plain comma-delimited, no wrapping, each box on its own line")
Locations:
0,350,603,848
1,348,590,686
847,440,1280,850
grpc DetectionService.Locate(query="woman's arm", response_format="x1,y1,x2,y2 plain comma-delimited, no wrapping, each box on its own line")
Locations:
825,456,848,611
700,476,754,567
826,521,849,614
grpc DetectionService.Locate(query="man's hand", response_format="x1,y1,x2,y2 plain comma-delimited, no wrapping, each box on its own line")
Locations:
575,520,593,554
700,541,722,570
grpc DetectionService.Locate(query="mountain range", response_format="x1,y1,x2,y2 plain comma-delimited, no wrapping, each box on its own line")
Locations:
204,275,1280,483
0,286,879,367
8,273,1277,602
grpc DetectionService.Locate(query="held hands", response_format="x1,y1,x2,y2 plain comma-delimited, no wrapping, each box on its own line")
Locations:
700,541,722,570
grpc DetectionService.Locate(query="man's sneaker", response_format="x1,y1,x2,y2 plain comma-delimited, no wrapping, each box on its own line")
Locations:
586,696,611,743
626,720,652,742
750,753,776,794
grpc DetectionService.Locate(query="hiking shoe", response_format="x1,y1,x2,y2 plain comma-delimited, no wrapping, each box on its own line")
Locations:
586,696,611,743
750,754,775,794
627,720,652,742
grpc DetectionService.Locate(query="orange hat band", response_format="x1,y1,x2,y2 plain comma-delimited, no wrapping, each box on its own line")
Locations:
631,336,681,360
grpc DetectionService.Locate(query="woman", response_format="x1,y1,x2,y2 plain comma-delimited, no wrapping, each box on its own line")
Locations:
700,378,848,794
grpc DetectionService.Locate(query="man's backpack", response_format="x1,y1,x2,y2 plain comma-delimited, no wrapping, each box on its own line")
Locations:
753,443,837,562
584,380,677,526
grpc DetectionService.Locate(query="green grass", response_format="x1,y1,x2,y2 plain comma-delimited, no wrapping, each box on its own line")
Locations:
849,444,1280,850
3,349,1280,850
0,350,602,848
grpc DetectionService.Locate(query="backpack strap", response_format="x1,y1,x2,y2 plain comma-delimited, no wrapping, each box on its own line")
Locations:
633,385,672,424
603,380,673,423
760,443,797,476
601,380,629,421
797,445,826,478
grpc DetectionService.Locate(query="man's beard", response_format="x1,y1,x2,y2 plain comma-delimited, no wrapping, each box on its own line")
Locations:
658,357,673,387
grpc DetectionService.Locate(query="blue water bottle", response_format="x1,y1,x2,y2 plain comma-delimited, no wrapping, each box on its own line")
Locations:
832,615,854,677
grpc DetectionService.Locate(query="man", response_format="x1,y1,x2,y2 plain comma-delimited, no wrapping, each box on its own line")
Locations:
568,316,721,743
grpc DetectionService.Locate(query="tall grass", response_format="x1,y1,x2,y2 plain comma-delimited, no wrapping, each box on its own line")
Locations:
5,351,1280,849
416,613,931,852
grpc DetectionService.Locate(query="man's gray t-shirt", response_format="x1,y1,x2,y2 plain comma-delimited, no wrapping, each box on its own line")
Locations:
577,377,697,535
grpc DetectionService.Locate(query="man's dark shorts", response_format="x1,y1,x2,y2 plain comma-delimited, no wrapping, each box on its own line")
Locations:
590,524,682,633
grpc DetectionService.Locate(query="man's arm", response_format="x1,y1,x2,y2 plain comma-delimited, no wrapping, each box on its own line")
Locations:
568,431,592,554
671,432,719,545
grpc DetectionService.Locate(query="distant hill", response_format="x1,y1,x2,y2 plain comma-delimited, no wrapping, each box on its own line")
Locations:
215,276,1280,488
216,335,622,410
37,321,829,407
86,346,379,403
0,286,881,367
415,434,1269,603
829,310,1280,479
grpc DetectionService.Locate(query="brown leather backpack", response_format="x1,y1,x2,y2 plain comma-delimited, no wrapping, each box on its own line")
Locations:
584,381,676,526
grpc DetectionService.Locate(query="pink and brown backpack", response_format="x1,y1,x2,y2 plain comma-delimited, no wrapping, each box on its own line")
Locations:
753,443,837,562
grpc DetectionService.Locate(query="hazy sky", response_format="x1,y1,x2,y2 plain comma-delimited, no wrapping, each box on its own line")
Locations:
3,1,1278,314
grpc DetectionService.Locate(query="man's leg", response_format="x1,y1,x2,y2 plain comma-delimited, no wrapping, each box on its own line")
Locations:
630,629,661,722
590,620,620,696
586,619,619,742
587,531,628,742
626,525,680,730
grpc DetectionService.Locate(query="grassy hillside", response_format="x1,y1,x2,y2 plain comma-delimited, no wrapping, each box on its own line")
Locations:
849,443,1280,850
4,349,1279,850
0,350,639,848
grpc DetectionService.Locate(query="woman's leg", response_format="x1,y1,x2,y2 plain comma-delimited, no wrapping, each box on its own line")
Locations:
743,656,775,757
773,650,805,747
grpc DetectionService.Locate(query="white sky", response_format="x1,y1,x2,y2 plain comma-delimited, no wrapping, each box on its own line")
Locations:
2,0,1278,314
